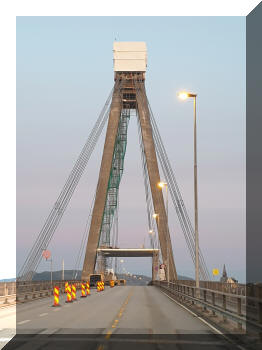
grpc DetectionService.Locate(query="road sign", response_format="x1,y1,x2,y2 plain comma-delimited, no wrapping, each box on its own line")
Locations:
42,250,51,260
212,268,219,276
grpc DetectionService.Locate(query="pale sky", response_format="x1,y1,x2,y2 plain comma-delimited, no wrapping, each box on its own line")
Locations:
16,16,245,282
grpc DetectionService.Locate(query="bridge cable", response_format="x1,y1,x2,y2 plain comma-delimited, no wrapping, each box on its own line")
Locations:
18,82,120,281
72,79,124,280
136,109,158,251
148,94,210,280
72,192,96,279
134,79,210,280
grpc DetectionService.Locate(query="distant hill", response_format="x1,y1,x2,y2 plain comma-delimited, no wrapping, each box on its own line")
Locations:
31,270,193,285
0,271,193,284
0,278,16,282
32,270,80,281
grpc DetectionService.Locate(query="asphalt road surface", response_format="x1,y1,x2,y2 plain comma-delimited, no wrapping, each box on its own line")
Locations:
1,286,246,349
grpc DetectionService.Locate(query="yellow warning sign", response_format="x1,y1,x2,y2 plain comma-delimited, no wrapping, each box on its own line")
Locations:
212,268,219,276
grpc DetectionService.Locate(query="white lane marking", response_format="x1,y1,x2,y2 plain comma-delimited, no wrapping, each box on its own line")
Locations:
39,313,48,317
17,319,30,325
160,291,247,350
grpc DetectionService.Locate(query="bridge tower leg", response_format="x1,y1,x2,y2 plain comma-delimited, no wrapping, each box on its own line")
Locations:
152,251,159,281
81,81,122,280
136,81,177,281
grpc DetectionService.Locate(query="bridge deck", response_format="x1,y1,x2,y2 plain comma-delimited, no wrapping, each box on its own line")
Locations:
1,286,241,349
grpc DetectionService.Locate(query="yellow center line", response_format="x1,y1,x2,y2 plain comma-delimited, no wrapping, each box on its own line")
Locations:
96,287,134,350
105,331,112,339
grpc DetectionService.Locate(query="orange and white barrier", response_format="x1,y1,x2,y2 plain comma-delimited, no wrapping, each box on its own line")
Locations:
86,282,90,296
81,283,86,298
53,286,60,307
72,284,77,300
66,284,72,303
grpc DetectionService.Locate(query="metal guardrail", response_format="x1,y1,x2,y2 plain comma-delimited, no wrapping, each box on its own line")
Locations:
178,279,246,296
16,280,85,303
153,281,262,333
0,282,16,295
0,282,16,306
0,281,86,305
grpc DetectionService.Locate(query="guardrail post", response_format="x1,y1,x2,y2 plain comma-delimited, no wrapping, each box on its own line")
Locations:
4,283,8,304
191,288,194,305
236,297,242,331
212,292,216,316
259,301,262,326
203,290,207,311
222,294,227,322
237,297,241,316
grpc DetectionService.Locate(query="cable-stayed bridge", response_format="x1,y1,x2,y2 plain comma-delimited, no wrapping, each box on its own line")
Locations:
1,42,260,350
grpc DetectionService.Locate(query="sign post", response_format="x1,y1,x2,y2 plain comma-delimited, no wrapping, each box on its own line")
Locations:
42,250,52,284
212,268,219,281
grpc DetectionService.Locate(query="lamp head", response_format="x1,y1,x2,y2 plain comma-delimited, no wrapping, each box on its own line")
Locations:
178,91,197,99
178,91,189,100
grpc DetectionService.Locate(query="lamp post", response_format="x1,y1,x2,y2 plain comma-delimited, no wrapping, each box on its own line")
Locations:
42,250,52,285
158,182,169,283
178,91,200,293
152,213,161,279
152,213,159,250
149,229,154,248
62,259,64,281
120,259,124,274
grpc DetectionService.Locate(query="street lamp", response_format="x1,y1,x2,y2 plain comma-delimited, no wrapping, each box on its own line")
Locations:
152,213,161,275
157,181,170,283
148,229,154,249
152,213,159,249
178,90,200,293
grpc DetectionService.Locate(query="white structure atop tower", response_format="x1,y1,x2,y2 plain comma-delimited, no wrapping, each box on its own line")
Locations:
113,42,147,72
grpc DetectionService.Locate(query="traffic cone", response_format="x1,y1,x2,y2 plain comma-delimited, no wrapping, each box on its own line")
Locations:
72,284,77,301
86,282,90,296
81,283,86,298
66,284,72,303
65,282,69,294
66,284,73,303
53,286,60,307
